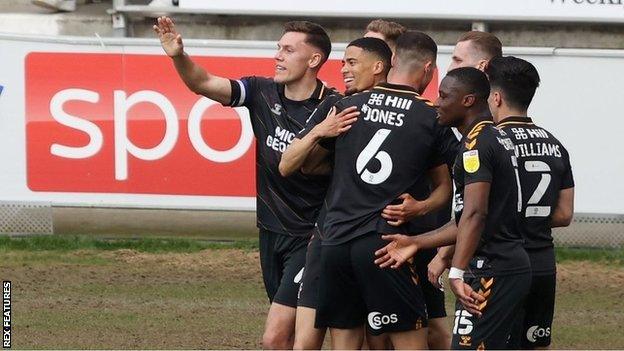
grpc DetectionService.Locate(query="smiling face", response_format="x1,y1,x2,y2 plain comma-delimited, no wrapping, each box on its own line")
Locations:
434,76,468,128
340,45,380,95
273,31,318,84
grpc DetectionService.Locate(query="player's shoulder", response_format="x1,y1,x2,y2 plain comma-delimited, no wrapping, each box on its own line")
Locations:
239,75,272,84
335,90,369,106
463,119,497,151
534,123,567,148
411,94,435,109
324,86,342,99
237,76,276,93
322,91,345,105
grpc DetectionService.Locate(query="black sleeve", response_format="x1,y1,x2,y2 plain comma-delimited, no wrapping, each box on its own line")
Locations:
314,96,351,151
224,76,257,107
560,145,575,189
463,135,495,185
297,94,341,139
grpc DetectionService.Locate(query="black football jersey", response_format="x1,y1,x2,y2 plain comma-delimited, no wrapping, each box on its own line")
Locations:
453,117,530,277
402,127,460,235
298,93,345,150
227,77,339,236
497,116,574,273
320,83,449,245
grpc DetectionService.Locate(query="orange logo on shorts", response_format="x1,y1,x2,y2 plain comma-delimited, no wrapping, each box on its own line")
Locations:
459,335,472,347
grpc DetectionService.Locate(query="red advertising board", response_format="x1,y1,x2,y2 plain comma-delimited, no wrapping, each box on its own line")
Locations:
25,52,438,196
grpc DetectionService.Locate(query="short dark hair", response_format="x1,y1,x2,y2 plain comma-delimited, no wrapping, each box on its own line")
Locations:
446,67,491,101
458,31,502,60
486,56,540,110
394,31,437,66
365,19,406,46
347,37,393,75
283,21,332,64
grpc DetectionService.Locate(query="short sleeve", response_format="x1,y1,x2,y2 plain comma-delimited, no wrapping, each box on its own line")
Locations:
463,136,495,185
224,76,257,107
560,146,575,189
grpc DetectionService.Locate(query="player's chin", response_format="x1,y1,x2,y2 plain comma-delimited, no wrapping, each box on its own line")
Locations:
344,86,356,96
273,71,288,84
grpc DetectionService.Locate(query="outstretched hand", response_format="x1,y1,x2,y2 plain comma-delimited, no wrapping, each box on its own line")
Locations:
153,16,184,57
449,278,485,317
374,234,419,269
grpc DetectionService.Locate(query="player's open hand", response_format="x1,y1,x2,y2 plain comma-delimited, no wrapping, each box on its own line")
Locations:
153,16,184,57
381,193,428,226
374,234,418,269
314,106,359,138
427,252,450,289
449,278,485,317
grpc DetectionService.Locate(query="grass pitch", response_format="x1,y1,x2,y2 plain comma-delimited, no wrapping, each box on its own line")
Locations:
1,236,622,349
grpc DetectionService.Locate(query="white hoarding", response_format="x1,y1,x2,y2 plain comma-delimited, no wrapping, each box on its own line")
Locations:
0,34,622,213
180,0,624,23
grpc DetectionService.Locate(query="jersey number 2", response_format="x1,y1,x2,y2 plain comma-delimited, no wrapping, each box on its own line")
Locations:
356,129,393,185
525,160,552,217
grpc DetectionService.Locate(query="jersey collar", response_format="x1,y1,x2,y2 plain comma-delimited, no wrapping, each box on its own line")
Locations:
374,82,419,95
496,116,534,127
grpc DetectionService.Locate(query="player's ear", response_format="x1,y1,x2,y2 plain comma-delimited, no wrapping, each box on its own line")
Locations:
309,52,323,69
463,94,476,107
373,60,384,75
423,61,433,75
476,59,488,72
492,91,503,107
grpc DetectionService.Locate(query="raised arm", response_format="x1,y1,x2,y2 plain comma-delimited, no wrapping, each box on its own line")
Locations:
154,16,232,105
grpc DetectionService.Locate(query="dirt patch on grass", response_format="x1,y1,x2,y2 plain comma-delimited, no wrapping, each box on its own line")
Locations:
2,250,622,349
106,248,262,279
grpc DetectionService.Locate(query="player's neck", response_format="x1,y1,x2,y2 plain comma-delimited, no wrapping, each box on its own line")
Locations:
284,75,318,101
387,69,419,92
373,75,387,87
495,106,528,123
459,106,491,135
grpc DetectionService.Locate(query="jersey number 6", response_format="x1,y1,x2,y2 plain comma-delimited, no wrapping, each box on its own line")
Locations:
356,129,393,185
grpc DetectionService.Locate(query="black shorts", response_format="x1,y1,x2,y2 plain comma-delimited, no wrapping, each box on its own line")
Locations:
259,229,308,308
508,273,556,349
297,231,322,309
451,272,531,350
315,232,428,335
413,249,447,319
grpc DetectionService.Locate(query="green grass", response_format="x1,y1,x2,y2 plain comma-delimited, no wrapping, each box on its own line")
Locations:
3,235,623,264
555,247,624,265
0,235,258,253
1,238,623,349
